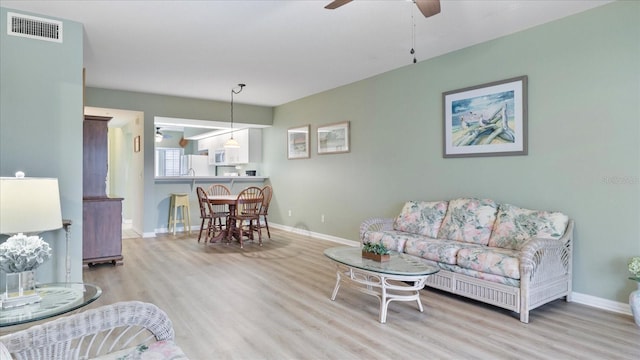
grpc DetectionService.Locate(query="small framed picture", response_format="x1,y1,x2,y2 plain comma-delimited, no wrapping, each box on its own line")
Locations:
134,135,141,153
443,76,528,158
317,121,350,154
287,125,310,159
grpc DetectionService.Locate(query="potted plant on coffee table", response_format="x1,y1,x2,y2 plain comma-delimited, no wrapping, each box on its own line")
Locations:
362,242,390,262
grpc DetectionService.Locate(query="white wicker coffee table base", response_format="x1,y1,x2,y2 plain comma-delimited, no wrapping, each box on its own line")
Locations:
329,263,432,323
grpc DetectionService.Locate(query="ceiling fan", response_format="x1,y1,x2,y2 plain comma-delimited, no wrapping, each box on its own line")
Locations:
155,127,172,142
325,0,441,18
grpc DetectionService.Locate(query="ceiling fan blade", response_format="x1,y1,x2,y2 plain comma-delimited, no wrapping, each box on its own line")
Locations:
415,0,441,18
325,0,353,10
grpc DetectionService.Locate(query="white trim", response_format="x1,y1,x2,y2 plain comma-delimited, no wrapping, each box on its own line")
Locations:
271,222,633,318
270,223,358,247
571,292,632,316
122,219,133,230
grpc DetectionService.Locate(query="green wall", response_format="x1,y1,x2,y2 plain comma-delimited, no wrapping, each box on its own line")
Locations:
264,1,640,303
0,7,84,282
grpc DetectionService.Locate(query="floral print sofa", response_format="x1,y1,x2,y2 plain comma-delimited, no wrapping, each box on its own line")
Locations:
360,198,574,323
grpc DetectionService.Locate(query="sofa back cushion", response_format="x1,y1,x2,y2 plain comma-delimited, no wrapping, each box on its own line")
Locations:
437,198,498,245
393,201,449,238
488,203,569,250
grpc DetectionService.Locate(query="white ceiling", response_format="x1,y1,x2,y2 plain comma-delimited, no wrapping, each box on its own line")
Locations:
3,0,611,107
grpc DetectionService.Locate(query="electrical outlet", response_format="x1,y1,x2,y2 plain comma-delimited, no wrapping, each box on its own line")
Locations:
288,210,292,217
321,214,325,223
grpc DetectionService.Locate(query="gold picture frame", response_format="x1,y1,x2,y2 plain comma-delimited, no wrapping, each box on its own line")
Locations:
317,121,350,154
287,125,310,159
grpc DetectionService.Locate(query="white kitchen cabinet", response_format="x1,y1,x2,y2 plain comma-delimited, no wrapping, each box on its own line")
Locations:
198,136,212,152
235,128,262,164
203,128,262,165
207,135,226,165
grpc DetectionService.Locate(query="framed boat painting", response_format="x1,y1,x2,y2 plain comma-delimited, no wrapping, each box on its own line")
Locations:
287,125,310,159
442,76,528,158
317,121,350,154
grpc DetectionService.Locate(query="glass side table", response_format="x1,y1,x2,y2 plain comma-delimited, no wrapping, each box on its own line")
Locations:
0,283,101,328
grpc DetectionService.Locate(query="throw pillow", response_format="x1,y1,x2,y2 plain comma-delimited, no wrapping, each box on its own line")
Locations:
393,201,449,238
437,198,498,245
488,203,569,250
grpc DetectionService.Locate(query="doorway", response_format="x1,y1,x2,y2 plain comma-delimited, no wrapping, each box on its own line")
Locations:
84,107,144,238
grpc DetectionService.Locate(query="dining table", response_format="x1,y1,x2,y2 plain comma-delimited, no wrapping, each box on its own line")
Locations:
206,193,264,246
206,194,239,243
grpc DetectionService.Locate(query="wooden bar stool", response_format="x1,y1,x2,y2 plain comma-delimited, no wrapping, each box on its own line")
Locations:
168,193,191,235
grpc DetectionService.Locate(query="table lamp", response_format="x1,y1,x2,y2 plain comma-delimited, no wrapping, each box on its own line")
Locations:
0,173,63,308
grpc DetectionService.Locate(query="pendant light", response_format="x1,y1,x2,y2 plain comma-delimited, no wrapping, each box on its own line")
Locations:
224,83,246,149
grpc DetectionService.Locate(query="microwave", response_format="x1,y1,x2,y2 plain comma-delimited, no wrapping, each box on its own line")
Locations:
214,149,226,164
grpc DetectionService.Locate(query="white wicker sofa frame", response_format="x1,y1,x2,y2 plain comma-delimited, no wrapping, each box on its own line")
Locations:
360,217,574,323
0,301,179,360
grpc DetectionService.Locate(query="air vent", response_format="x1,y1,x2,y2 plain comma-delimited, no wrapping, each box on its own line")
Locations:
7,12,62,43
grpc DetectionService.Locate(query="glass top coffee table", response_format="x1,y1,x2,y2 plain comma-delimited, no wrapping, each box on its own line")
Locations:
324,246,439,323
0,283,101,328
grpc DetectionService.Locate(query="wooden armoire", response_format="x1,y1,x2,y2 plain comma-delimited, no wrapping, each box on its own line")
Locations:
83,115,124,266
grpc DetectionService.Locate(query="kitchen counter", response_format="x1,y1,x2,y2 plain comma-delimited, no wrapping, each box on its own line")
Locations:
154,176,268,183
153,176,268,235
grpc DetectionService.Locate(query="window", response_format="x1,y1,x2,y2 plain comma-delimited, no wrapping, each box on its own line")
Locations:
155,147,183,176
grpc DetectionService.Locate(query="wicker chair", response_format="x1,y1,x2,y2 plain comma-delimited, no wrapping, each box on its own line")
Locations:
230,186,263,248
0,301,187,359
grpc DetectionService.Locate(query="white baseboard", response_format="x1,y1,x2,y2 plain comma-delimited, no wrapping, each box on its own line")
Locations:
270,223,358,246
271,222,633,318
152,224,201,238
571,292,632,316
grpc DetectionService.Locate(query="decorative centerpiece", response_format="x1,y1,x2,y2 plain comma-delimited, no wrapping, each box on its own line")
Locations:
629,256,640,327
362,242,390,262
0,233,52,308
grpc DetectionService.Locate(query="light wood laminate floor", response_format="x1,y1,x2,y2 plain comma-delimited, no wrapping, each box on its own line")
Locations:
82,228,640,359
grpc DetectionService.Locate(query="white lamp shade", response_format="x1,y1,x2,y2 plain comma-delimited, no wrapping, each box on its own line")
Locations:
224,137,240,149
0,177,63,234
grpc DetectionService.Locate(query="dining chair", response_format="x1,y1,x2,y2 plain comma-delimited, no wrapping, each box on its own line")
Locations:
256,185,273,239
196,187,215,243
207,184,231,232
230,186,263,248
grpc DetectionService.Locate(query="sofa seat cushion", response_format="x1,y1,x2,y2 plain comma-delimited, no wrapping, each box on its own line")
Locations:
404,238,481,265
437,198,498,246
438,263,521,287
488,203,570,250
393,200,449,238
456,247,521,280
363,230,426,253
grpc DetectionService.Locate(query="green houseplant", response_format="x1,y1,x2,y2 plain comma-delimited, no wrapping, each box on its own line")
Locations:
362,242,390,262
